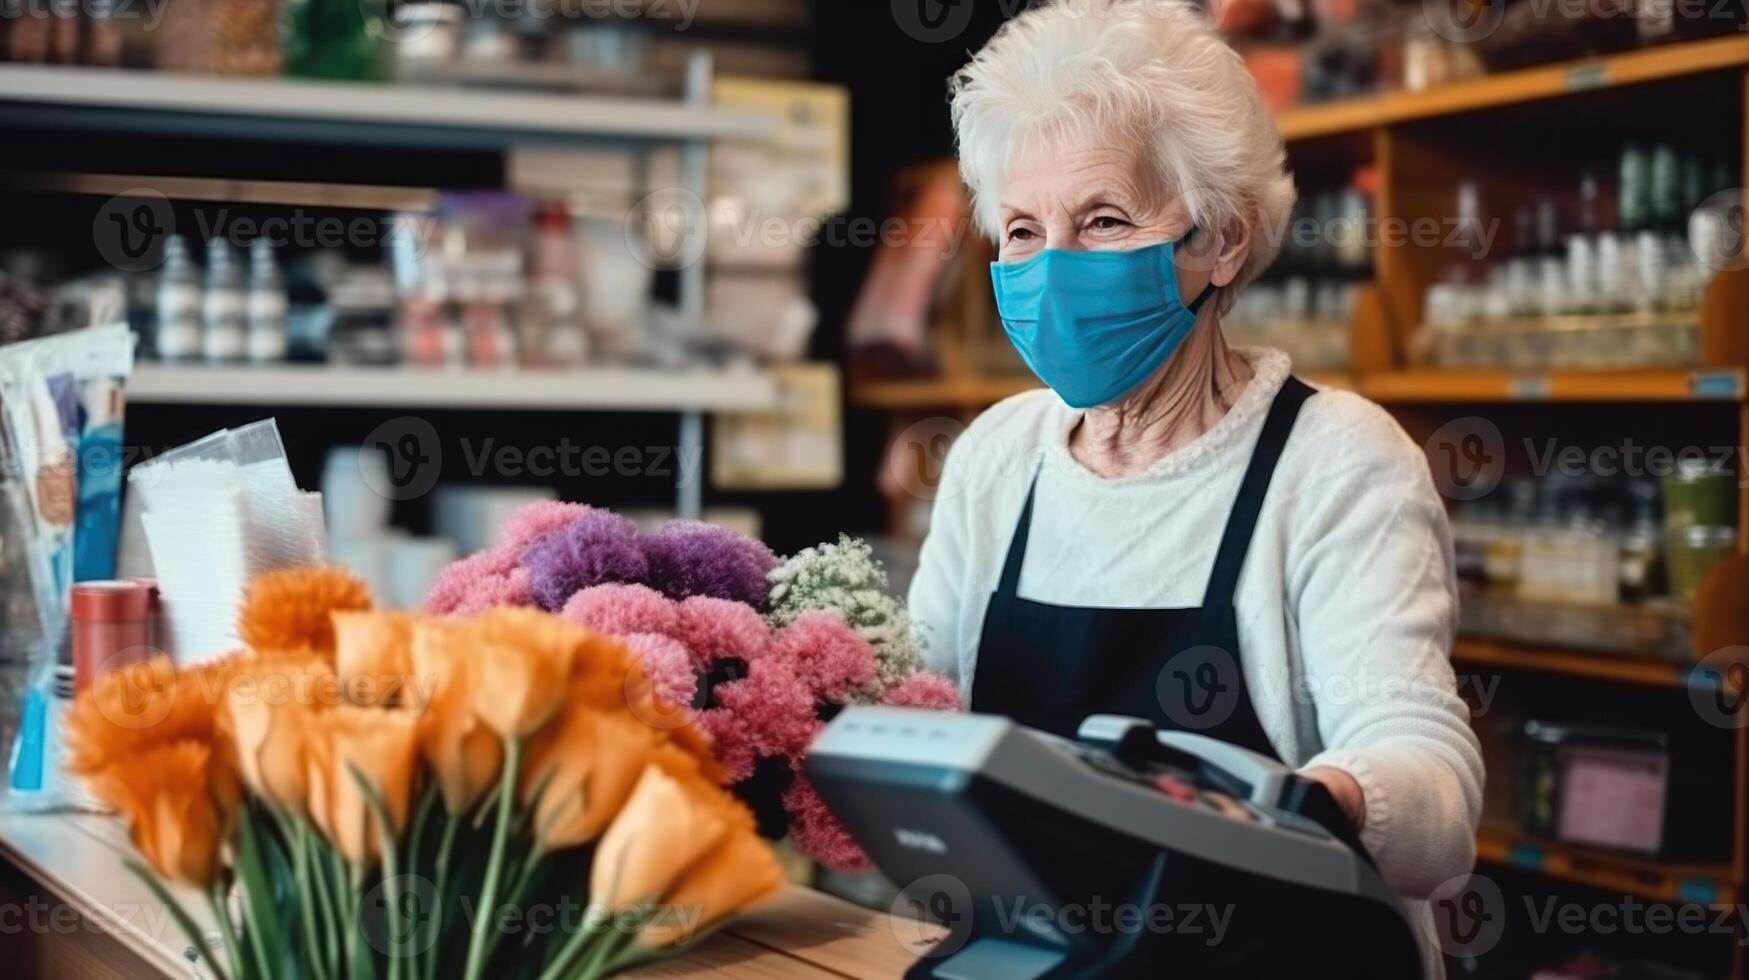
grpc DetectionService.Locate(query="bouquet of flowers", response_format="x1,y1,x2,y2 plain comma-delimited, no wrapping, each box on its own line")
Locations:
424,503,959,870
65,567,783,980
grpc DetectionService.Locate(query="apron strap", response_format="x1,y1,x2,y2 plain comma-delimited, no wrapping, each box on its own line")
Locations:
1201,376,1316,608
994,468,1042,596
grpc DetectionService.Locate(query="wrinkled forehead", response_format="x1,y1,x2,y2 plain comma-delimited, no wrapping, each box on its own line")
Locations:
998,129,1182,218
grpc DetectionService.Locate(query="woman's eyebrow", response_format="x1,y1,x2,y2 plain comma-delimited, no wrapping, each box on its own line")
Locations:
998,205,1036,223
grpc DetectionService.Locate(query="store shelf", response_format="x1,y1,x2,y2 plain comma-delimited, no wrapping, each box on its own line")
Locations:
849,370,1353,411
850,374,1042,411
1360,367,1746,403
127,363,780,412
1277,35,1749,141
1477,829,1739,905
1452,638,1696,688
0,65,774,147
12,172,437,212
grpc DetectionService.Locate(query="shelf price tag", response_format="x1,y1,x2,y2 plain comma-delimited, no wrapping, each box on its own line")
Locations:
1688,371,1742,400
1508,376,1552,400
1507,842,1546,869
1676,880,1719,904
1562,64,1610,91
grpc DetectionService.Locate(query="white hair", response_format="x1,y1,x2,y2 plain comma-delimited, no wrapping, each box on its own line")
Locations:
949,0,1296,312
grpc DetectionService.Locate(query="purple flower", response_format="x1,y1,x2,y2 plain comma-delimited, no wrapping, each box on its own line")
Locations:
640,520,778,608
520,509,649,611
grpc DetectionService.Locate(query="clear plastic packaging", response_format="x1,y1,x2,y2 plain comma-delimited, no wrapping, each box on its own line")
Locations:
0,323,136,812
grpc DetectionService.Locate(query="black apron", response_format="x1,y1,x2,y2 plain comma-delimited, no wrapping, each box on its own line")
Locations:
969,376,1316,760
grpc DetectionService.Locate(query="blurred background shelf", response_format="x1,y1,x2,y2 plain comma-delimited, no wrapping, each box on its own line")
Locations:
1477,828,1740,905
1453,637,1696,688
1276,34,1749,141
127,363,781,412
1360,368,1747,403
0,64,775,146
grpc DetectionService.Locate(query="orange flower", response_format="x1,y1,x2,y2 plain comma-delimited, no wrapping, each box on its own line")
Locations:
221,681,318,816
521,696,664,853
304,704,421,865
409,620,503,815
66,653,242,776
332,610,418,707
589,763,728,909
638,827,783,948
465,609,574,738
238,566,373,657
89,740,228,887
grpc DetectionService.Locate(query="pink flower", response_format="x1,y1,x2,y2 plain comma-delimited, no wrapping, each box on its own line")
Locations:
773,612,879,707
701,658,817,782
423,550,531,614
499,501,594,554
619,631,699,710
675,596,772,672
880,672,962,711
782,775,870,872
561,583,681,637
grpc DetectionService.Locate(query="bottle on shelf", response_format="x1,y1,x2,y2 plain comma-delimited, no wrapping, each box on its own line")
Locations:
153,235,201,363
246,239,287,364
201,237,246,364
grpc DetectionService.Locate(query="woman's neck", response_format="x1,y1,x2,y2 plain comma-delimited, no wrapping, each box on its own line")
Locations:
1067,321,1253,479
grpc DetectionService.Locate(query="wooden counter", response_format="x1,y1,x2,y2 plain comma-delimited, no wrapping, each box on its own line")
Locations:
0,811,935,979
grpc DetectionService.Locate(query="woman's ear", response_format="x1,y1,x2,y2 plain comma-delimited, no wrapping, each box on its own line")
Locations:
1211,214,1253,289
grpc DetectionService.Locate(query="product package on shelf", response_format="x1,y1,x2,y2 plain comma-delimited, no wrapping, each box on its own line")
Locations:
128,419,327,665
0,324,136,812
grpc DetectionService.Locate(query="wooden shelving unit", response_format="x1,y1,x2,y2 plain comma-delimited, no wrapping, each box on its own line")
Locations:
1477,829,1741,906
1452,638,1697,688
1276,35,1749,141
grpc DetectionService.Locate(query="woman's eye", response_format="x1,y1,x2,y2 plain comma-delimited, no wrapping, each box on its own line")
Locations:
1007,227,1036,242
1089,216,1129,232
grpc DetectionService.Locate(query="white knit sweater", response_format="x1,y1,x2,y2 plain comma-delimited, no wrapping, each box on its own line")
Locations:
908,347,1483,974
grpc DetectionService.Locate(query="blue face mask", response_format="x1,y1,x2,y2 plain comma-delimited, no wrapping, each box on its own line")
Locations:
990,231,1217,409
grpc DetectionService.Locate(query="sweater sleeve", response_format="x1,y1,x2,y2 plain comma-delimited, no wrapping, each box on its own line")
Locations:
908,424,979,689
1289,398,1484,899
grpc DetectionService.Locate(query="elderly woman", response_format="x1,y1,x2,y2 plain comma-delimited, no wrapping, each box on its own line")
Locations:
908,0,1483,973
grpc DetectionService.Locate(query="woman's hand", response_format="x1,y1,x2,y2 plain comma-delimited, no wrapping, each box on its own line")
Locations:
1301,766,1367,831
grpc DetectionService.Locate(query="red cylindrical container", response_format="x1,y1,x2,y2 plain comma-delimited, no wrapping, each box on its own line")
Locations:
71,580,154,693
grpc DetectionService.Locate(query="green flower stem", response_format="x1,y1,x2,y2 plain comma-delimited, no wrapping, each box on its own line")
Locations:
535,907,603,980
403,785,437,980
425,812,462,980
294,824,332,980
462,736,522,980
204,884,244,980
234,814,279,980
308,833,343,978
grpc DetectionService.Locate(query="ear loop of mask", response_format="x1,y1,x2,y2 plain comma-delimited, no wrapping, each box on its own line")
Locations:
1178,225,1219,315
